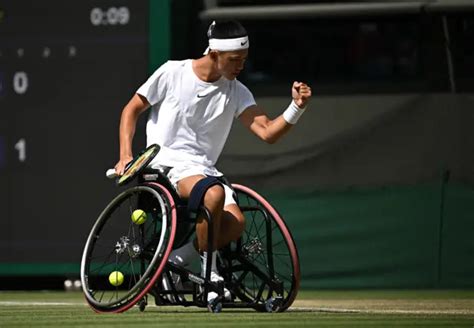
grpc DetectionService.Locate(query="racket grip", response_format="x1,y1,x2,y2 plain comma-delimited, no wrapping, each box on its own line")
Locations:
106,168,118,179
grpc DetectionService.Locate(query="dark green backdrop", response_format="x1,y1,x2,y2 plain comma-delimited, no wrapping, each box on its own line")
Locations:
265,181,473,288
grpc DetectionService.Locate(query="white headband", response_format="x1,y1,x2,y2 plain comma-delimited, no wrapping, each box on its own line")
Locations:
203,36,249,55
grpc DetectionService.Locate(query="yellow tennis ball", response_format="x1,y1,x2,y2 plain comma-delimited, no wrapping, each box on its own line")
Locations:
131,209,147,225
108,271,124,287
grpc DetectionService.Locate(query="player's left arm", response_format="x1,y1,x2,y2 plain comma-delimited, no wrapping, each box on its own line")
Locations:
239,81,312,144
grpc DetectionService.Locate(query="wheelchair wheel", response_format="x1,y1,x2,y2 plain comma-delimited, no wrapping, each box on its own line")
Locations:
81,183,177,313
224,184,300,312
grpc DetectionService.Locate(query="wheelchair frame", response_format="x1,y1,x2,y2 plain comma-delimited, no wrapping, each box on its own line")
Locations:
80,168,300,313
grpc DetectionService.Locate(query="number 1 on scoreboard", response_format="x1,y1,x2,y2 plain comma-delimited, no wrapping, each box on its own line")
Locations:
14,138,26,162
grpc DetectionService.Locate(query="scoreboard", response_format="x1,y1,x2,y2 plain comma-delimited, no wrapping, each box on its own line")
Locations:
0,1,153,272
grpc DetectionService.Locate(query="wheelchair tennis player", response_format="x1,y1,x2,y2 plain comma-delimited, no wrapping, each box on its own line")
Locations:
113,20,311,306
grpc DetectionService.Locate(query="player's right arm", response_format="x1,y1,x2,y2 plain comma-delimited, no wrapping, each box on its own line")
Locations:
114,94,150,175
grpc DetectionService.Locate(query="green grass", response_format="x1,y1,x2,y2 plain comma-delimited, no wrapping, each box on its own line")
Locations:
0,290,473,327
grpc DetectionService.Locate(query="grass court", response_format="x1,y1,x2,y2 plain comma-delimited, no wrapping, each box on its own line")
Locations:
0,290,473,327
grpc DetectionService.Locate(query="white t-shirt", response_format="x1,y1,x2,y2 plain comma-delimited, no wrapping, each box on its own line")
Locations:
136,59,256,176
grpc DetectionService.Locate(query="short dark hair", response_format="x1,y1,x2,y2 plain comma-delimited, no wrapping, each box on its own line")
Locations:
207,20,247,39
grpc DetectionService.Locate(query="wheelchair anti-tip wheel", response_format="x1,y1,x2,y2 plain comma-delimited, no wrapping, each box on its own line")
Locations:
80,183,177,313
221,184,300,312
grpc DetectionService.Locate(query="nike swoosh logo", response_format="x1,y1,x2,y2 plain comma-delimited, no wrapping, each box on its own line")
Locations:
197,94,208,98
241,41,248,46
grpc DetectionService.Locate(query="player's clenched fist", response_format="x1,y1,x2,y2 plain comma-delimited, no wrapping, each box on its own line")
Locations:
292,81,312,108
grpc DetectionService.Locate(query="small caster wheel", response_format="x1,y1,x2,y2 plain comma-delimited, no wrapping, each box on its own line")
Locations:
207,300,222,313
207,297,222,313
138,297,147,312
264,296,282,313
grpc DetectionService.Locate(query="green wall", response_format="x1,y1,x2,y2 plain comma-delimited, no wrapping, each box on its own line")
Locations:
440,183,474,288
149,0,171,72
263,182,474,289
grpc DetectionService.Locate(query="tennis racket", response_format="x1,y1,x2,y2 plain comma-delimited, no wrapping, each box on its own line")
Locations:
106,143,160,186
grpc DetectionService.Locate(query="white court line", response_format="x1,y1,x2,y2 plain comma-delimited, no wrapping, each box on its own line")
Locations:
0,302,472,315
0,301,86,306
291,306,474,315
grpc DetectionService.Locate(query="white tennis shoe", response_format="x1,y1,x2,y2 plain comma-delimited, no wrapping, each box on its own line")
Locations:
206,271,231,303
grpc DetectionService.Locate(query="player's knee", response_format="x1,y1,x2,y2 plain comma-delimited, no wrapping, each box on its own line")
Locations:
204,184,225,208
226,210,245,241
234,212,246,238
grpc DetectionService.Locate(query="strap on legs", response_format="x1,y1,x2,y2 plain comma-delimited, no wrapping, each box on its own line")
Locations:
187,177,223,221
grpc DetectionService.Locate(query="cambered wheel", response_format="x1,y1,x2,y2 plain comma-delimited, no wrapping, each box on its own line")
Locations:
223,184,300,312
80,183,177,313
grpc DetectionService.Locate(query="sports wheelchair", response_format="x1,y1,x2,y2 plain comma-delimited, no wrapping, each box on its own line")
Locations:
80,145,300,313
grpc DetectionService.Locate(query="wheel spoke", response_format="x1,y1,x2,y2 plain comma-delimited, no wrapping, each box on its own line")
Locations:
81,184,176,312
224,186,300,312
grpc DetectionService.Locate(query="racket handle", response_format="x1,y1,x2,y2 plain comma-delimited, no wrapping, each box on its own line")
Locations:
106,168,118,179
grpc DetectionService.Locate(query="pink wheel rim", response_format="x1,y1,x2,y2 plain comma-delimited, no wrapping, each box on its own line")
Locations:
89,183,177,313
232,184,300,310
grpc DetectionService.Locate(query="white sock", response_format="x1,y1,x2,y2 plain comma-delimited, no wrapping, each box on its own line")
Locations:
201,251,218,278
169,241,199,267
201,251,231,302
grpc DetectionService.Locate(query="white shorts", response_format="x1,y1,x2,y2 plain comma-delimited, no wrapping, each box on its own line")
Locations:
158,165,237,207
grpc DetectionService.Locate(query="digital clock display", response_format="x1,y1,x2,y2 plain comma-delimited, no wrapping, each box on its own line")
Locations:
90,7,131,26
0,1,150,270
